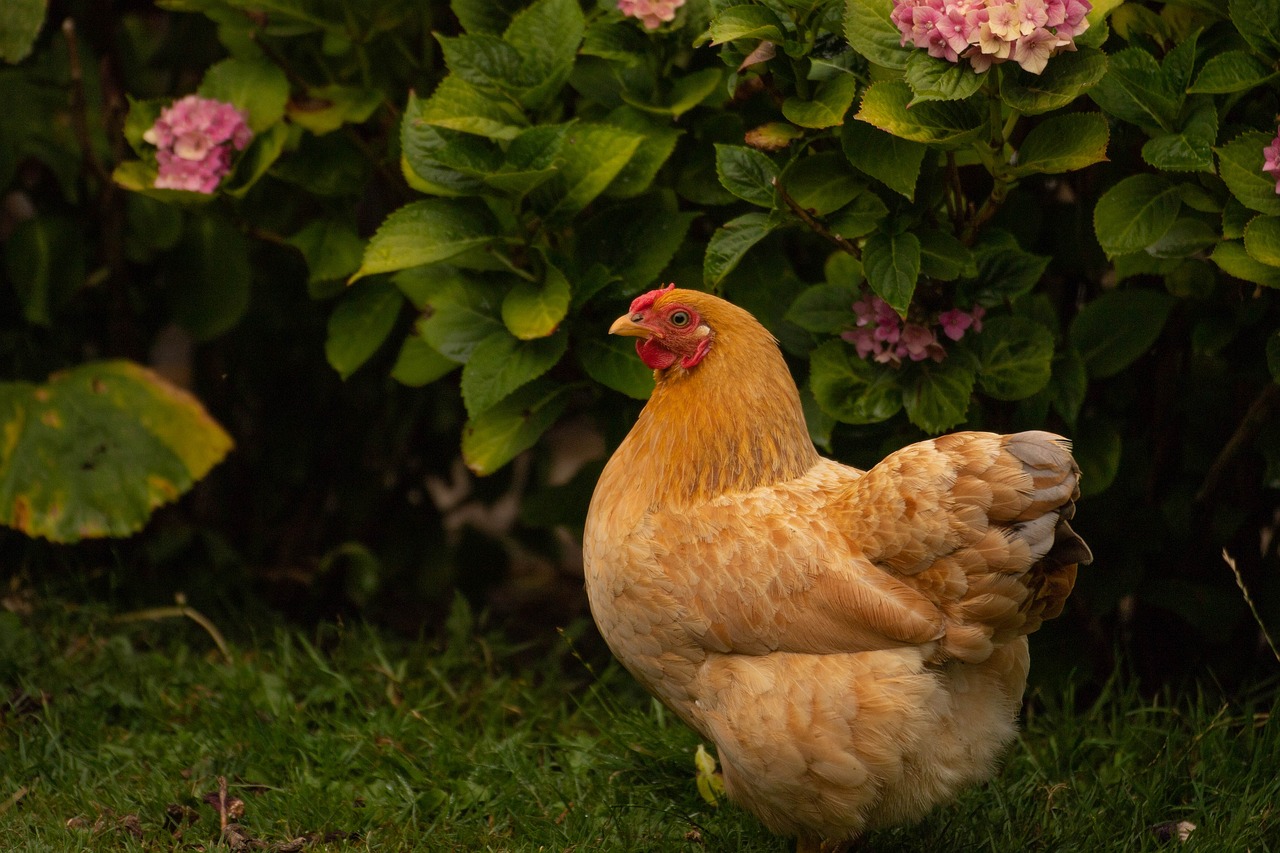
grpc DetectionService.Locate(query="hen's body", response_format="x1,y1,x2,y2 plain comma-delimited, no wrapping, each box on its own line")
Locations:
583,288,1090,846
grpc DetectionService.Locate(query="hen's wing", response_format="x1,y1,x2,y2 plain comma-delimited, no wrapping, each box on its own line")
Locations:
657,430,1089,663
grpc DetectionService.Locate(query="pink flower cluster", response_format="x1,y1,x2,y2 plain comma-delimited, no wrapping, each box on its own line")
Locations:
142,95,253,194
891,0,1091,75
617,0,686,29
1265,128,1280,195
842,294,985,365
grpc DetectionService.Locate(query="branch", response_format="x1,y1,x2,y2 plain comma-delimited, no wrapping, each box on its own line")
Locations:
772,177,861,259
113,595,233,664
61,19,111,185
1196,381,1280,505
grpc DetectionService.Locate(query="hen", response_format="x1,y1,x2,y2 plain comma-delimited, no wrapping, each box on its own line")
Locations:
583,286,1091,851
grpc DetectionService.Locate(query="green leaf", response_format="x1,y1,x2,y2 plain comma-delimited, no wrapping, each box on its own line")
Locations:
1143,217,1218,259
0,360,233,542
1013,113,1110,177
1244,215,1280,267
918,230,977,281
416,272,507,360
545,123,644,219
325,279,404,380
1188,49,1275,93
620,68,724,119
198,58,289,133
575,195,695,292
863,231,920,315
715,144,779,208
505,0,583,109
1069,289,1174,378
354,199,501,281
1074,417,1121,497
451,0,525,34
844,0,911,70
460,329,567,417
286,84,382,135
1087,46,1180,132
963,229,1049,302
782,74,858,129
840,119,926,200
904,52,983,104
903,356,976,433
855,81,984,147
578,335,654,400
123,194,183,263
1050,346,1088,423
779,152,864,215
1140,98,1217,173
1216,131,1280,215
287,220,365,290
1092,174,1183,257
808,340,902,424
1229,0,1280,57
165,214,252,341
602,108,682,198
418,75,528,140
391,335,460,387
4,216,84,326
438,33,527,92
827,189,891,239
706,5,786,43
1000,47,1108,115
785,282,859,334
461,380,572,475
703,212,777,288
222,122,289,197
0,0,45,64
974,316,1055,400
1211,240,1280,288
502,263,571,339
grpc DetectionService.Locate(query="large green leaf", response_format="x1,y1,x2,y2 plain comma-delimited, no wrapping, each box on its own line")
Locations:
706,5,786,44
844,0,911,70
715,144,779,208
543,123,644,219
287,219,365,288
1211,240,1280,288
0,0,46,64
1230,0,1280,57
808,340,902,424
1068,289,1174,378
962,228,1050,302
785,282,860,334
1140,98,1217,173
863,230,920,316
999,47,1108,115
903,356,976,433
460,329,567,417
576,195,695,293
414,271,508,361
1244,215,1280,267
855,81,984,148
504,0,583,109
704,213,778,288
782,74,858,129
461,380,573,475
1087,46,1181,132
1092,174,1182,257
502,262,571,339
1188,50,1275,93
0,360,233,542
779,152,864,215
353,199,501,280
1216,131,1280,215
840,119,926,200
577,335,654,400
1013,113,1110,177
917,229,977,281
602,108,682,198
391,335,460,387
418,74,529,140
198,57,289,133
904,52,983,104
325,279,404,380
974,316,1055,400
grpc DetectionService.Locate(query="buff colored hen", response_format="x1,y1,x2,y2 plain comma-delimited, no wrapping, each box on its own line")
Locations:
583,286,1091,852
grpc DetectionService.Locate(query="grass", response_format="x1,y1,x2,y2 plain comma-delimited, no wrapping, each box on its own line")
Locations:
2,600,1277,852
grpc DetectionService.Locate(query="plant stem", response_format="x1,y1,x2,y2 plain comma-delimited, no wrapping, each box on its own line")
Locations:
773,177,861,258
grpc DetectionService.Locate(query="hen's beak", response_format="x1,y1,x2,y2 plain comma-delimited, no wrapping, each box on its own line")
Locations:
609,313,652,338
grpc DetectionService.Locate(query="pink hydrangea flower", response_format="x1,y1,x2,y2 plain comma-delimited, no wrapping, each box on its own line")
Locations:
842,294,983,366
1265,129,1280,195
143,95,253,194
891,0,1090,75
617,0,685,29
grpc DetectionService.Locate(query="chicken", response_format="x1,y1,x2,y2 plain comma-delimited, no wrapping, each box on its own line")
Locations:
582,285,1091,851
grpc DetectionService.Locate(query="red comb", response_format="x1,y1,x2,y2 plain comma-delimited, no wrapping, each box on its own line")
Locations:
629,283,676,314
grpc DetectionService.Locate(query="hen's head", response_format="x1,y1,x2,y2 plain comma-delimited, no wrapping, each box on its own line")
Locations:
609,284,725,371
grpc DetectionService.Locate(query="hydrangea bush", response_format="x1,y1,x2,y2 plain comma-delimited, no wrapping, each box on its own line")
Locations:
3,0,1280,676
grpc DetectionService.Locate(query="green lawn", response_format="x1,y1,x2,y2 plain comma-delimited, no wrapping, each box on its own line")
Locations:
2,601,1276,852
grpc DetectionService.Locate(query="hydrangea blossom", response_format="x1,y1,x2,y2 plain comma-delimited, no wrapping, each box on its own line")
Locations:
1264,128,1280,195
890,0,1091,75
617,0,686,29
842,294,985,366
142,95,253,194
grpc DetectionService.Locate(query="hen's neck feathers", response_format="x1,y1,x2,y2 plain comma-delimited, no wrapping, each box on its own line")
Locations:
609,295,820,507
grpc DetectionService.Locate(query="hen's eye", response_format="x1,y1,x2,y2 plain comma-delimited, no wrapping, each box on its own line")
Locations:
670,310,691,327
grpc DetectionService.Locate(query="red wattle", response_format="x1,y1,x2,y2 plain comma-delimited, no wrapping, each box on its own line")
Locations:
637,338,677,370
